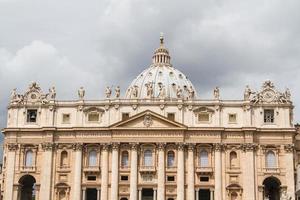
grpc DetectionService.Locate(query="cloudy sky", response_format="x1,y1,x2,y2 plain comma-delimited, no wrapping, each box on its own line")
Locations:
1,0,300,130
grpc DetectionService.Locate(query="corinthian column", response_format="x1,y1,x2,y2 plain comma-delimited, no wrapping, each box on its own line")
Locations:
71,143,83,200
187,144,195,200
157,143,166,200
177,143,185,200
214,143,222,200
284,144,295,199
101,144,109,200
40,143,54,200
4,144,18,200
111,143,119,200
130,143,138,200
242,143,257,200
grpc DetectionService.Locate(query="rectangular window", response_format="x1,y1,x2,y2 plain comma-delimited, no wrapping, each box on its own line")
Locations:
264,109,274,123
167,113,175,121
27,109,37,123
62,114,70,123
198,113,209,122
87,176,96,181
167,176,175,182
122,113,130,121
121,175,129,181
88,113,100,122
228,114,237,123
200,176,209,182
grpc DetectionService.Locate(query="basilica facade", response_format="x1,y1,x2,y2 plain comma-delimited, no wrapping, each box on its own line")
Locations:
1,36,299,200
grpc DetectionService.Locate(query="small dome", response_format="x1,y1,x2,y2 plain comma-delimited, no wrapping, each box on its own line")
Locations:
125,34,197,100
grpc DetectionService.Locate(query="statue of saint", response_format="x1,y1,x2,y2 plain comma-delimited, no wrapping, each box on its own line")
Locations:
105,86,112,98
146,82,154,98
115,86,120,98
244,85,252,101
213,87,220,100
176,86,182,98
285,88,291,101
188,86,195,99
49,86,56,100
78,87,85,100
158,84,166,99
132,86,139,98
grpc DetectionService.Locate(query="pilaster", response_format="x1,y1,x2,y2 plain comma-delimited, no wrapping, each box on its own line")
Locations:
71,143,83,200
157,143,166,200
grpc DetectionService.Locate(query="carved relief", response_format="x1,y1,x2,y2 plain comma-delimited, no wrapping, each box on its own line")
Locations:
213,143,224,151
42,143,55,151
72,143,83,151
157,143,166,151
284,144,294,153
7,143,18,151
143,114,153,127
242,143,258,152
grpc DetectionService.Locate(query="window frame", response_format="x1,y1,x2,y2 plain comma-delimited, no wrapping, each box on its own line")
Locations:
26,109,38,124
264,109,275,124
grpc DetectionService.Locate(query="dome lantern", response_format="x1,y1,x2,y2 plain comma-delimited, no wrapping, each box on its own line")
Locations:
152,33,171,65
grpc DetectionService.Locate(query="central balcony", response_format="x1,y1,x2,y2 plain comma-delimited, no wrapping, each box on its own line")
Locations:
83,166,101,173
20,166,36,173
195,166,213,175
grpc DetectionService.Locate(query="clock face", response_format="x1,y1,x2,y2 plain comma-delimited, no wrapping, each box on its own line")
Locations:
263,90,275,102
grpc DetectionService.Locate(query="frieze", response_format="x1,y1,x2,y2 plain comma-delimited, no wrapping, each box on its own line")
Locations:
284,144,294,153
7,143,18,151
57,143,73,149
213,143,224,151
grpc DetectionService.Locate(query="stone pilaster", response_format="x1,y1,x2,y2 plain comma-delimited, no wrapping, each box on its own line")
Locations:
130,143,139,200
157,143,166,200
284,144,295,200
213,143,222,200
111,143,119,200
100,144,109,200
71,143,83,200
4,144,18,200
187,144,195,200
177,143,185,200
40,143,55,200
242,143,257,200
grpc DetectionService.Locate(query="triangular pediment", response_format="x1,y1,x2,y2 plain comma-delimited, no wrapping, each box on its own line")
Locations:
110,110,186,130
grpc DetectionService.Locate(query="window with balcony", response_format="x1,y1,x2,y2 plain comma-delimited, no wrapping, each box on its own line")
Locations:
266,150,276,168
88,150,97,167
264,109,274,123
167,151,175,167
121,151,129,168
25,150,33,167
144,150,153,166
199,150,209,167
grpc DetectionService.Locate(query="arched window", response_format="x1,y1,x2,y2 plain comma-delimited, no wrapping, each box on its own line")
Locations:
266,150,276,168
121,151,129,168
88,150,97,167
60,151,68,167
144,150,153,166
230,151,238,168
199,150,209,167
167,151,175,167
25,150,33,167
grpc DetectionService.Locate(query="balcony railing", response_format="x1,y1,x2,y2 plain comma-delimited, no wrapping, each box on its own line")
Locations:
20,166,36,172
139,165,156,173
195,166,213,174
83,166,101,173
57,165,71,172
263,167,280,174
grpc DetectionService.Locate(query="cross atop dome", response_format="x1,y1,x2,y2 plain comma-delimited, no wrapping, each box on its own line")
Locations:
152,33,171,65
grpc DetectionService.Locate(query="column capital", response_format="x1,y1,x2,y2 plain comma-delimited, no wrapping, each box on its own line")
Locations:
7,143,18,151
187,143,195,152
213,143,224,151
101,144,110,151
157,143,166,151
111,142,120,150
130,142,139,150
72,143,83,151
242,143,258,152
284,144,294,153
176,143,185,151
42,142,55,151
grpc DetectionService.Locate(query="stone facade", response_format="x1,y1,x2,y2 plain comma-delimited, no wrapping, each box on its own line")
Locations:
1,36,299,200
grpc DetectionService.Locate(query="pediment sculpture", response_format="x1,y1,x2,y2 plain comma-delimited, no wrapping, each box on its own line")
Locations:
10,82,56,105
248,80,291,104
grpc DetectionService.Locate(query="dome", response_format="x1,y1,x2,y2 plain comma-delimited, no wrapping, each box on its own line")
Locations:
125,34,197,100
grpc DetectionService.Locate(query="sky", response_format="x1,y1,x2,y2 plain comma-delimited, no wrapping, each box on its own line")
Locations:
1,0,300,132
